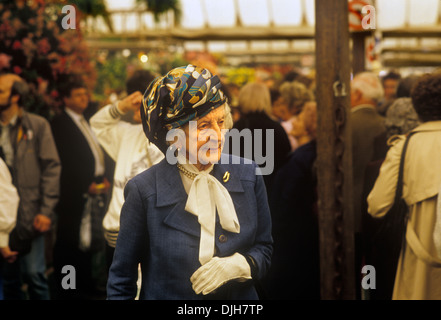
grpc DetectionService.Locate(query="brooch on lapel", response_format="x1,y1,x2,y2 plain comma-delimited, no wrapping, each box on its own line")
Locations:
223,171,230,183
17,127,33,142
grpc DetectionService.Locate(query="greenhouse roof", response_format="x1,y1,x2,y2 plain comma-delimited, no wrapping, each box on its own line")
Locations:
84,0,441,68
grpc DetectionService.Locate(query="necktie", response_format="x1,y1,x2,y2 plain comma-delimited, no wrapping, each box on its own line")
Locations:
79,117,105,174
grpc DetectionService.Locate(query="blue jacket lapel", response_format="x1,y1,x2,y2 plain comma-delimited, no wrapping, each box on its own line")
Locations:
156,160,200,237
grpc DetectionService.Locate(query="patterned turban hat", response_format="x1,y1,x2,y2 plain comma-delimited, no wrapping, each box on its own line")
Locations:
141,64,228,154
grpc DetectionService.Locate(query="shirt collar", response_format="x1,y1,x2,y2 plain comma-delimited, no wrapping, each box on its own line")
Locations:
351,104,376,113
65,107,84,122
1,114,18,127
351,104,377,113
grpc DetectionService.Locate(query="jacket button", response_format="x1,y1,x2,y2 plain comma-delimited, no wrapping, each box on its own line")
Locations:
219,234,227,243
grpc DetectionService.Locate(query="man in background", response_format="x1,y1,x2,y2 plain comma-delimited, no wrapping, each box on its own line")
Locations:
90,70,164,272
0,73,60,300
51,78,111,299
350,71,388,299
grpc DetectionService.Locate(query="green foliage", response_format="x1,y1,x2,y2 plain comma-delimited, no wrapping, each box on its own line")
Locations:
73,0,113,32
94,52,128,101
136,0,181,23
0,0,96,119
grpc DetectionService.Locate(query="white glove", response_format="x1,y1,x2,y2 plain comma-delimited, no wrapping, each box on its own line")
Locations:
190,252,252,295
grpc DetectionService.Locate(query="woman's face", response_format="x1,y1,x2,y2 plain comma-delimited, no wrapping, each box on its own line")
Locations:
291,112,306,139
272,96,292,121
184,105,227,167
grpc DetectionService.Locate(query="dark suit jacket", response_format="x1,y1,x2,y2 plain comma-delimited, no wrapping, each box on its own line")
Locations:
50,110,103,248
351,105,387,233
107,154,273,300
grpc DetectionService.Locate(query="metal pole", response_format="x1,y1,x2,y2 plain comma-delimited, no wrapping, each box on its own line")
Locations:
315,0,356,300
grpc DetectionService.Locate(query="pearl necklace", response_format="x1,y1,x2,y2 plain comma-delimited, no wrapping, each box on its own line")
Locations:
177,163,198,180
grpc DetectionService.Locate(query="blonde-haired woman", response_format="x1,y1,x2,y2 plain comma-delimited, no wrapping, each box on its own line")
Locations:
237,82,273,116
232,82,291,193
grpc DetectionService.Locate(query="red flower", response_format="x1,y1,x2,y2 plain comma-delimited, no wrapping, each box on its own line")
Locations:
12,40,21,50
50,90,58,98
13,65,22,74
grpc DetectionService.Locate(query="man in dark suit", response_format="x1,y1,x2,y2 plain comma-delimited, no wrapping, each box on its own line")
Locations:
350,72,388,299
51,79,111,299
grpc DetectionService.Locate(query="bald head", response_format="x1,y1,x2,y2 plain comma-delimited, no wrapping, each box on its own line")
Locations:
351,72,384,108
0,73,28,110
0,73,23,84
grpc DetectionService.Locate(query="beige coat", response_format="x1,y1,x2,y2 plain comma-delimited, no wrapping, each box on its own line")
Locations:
367,121,441,300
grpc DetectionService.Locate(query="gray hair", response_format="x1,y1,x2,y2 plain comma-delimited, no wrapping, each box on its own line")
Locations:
385,97,421,138
352,72,384,103
279,81,314,114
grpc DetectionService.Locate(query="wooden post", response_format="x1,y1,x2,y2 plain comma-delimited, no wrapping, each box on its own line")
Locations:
315,0,356,300
352,32,367,75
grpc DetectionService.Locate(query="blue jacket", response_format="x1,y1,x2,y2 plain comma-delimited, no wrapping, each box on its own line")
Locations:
107,154,273,300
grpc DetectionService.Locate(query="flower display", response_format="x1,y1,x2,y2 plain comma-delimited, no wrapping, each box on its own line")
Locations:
0,0,96,119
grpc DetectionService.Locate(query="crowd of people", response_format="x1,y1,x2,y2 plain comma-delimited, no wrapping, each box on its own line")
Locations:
1,62,441,300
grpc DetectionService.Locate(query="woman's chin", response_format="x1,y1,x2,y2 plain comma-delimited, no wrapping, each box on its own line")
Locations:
199,150,222,165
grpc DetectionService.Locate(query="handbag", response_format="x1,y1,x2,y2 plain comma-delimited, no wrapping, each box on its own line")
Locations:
370,131,415,299
9,227,32,256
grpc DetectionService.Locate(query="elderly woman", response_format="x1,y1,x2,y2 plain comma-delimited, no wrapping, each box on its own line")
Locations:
367,72,441,299
276,81,314,151
384,97,421,138
107,65,273,300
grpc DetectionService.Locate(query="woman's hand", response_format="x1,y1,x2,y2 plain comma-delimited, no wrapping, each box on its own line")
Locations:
190,253,251,295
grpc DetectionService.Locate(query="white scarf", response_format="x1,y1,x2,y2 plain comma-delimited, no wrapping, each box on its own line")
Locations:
177,154,240,265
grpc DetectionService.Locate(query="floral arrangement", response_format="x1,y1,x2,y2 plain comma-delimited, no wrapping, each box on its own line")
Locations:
0,0,96,119
224,67,256,88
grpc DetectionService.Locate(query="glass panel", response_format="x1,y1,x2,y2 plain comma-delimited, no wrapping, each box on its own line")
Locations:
270,0,303,26
304,0,315,26
184,41,206,51
237,0,270,26
250,40,270,50
408,0,439,26
271,40,290,50
203,0,236,27
105,0,136,10
376,0,407,29
111,13,124,33
229,41,248,51
124,13,139,32
180,0,206,29
140,12,155,30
